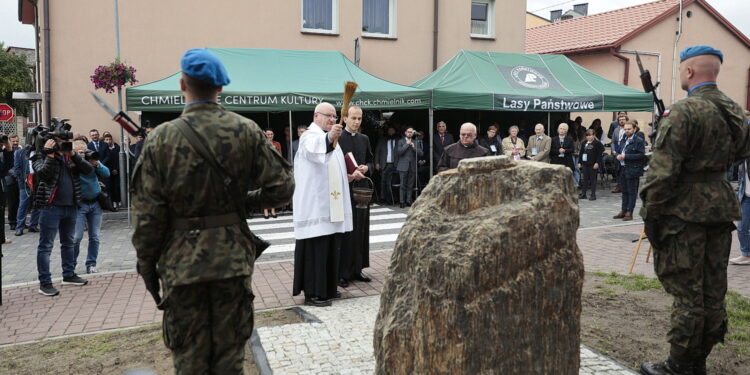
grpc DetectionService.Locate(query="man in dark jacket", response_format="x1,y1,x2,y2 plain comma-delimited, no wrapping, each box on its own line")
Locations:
33,138,94,296
613,121,646,221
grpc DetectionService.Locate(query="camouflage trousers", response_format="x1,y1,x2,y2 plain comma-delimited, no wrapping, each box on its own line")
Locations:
162,276,254,375
652,216,733,355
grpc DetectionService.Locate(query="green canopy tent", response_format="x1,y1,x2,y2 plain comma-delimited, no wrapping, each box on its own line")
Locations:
411,50,654,173
126,48,431,112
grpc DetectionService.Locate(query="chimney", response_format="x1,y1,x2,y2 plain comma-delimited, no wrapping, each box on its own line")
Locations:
573,3,588,16
550,9,562,22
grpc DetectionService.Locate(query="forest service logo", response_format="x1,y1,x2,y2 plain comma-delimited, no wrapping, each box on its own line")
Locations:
510,66,550,89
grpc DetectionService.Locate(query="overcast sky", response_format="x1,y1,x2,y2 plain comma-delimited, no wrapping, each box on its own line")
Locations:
1,1,748,49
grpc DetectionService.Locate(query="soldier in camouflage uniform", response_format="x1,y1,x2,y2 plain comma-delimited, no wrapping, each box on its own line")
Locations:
639,46,750,375
131,49,294,374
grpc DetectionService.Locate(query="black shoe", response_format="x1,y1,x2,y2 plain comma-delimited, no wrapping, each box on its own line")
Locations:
304,296,332,307
354,272,372,282
333,291,342,299
589,195,596,201
579,193,587,199
338,278,349,288
28,226,39,232
62,275,88,286
15,227,24,236
39,283,60,296
263,214,269,219
9,224,16,231
271,213,277,218
399,203,405,208
640,358,694,375
406,202,412,207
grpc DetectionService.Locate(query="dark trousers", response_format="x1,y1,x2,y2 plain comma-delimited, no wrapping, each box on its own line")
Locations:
380,164,396,204
398,169,416,204
581,164,597,196
620,173,640,213
6,179,19,228
164,276,253,375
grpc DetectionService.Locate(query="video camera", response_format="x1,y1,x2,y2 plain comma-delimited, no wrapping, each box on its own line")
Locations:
83,149,100,161
25,117,75,154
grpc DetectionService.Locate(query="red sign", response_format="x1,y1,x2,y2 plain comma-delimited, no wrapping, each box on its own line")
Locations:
0,104,14,122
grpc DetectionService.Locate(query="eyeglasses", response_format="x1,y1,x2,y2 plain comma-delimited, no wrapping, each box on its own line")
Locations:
460,133,474,137
316,112,338,121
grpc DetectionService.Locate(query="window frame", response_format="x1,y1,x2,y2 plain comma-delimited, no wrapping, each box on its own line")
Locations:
470,0,495,39
362,0,397,39
300,0,340,35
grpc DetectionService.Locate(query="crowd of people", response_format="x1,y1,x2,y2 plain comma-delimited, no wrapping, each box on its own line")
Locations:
0,126,136,297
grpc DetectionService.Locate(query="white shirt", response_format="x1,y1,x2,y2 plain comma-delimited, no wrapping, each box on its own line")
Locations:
292,123,353,239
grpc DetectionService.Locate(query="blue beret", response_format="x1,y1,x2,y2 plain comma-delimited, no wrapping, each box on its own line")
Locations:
181,48,230,86
680,45,723,63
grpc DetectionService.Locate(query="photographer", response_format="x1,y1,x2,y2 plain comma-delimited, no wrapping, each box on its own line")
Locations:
72,140,109,274
33,136,93,296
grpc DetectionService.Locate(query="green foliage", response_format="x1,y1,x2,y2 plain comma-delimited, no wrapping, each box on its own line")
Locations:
0,41,34,117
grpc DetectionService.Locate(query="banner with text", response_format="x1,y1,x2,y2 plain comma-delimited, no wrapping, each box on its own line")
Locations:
493,94,604,112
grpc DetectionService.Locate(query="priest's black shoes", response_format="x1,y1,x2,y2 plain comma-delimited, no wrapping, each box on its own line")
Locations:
304,297,332,307
640,358,695,375
354,273,371,282
333,291,342,299
337,278,349,288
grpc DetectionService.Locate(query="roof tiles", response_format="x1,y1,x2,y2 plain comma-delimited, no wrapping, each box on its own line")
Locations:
525,0,681,54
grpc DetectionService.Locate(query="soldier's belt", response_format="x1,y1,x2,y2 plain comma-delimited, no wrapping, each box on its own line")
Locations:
677,171,725,183
173,212,244,230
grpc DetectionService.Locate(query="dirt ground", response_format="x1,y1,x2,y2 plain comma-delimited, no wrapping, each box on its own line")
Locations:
582,272,750,374
0,308,302,375
1,274,748,374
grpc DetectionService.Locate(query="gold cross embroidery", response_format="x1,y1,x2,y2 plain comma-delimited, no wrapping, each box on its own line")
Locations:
331,190,341,200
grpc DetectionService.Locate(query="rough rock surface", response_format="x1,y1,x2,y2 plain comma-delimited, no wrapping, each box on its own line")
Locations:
373,156,584,374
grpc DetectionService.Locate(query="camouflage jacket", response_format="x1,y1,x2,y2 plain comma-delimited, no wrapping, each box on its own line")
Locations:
131,102,294,289
640,84,750,223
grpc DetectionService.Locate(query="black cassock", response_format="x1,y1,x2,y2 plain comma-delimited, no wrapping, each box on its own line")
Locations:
337,129,374,280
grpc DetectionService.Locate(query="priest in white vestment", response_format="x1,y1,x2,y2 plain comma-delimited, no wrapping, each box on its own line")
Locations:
292,102,358,307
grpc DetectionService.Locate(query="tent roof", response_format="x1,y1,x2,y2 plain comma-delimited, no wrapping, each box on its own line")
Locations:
412,50,653,112
126,48,430,112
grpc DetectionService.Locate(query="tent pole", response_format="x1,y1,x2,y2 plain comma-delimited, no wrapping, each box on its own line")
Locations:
547,112,551,135
288,111,293,162
429,107,434,178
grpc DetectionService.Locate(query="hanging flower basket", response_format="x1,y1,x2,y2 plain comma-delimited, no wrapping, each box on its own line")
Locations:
90,59,138,94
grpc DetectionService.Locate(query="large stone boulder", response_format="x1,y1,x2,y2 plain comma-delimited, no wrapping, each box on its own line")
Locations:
373,156,584,374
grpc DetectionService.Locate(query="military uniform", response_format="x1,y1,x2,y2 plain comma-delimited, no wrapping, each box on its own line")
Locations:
132,49,294,375
640,64,750,371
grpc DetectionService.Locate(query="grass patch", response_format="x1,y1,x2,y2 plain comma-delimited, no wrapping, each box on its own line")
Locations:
726,291,750,355
592,271,663,291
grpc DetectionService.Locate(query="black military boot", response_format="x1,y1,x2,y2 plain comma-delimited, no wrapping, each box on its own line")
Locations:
640,357,695,375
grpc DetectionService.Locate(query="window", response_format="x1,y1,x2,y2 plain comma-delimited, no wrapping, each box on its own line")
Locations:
471,0,494,38
363,0,396,38
302,0,339,34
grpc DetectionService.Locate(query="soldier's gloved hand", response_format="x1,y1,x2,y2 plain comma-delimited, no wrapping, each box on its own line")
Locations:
644,219,660,249
137,264,162,308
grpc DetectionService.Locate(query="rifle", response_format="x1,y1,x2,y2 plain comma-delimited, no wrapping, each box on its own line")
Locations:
635,53,666,145
90,92,147,138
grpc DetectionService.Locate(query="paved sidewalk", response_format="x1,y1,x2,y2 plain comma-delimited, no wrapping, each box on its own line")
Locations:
256,295,636,374
3,223,750,346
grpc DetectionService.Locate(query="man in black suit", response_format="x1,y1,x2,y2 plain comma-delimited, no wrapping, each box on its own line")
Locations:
87,129,110,168
432,121,454,172
374,126,399,205
613,121,646,221
396,127,423,208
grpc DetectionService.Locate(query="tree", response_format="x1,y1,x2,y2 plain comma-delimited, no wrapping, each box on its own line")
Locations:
0,41,34,117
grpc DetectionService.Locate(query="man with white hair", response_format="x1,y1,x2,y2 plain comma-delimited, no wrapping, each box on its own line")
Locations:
437,123,489,172
526,123,551,163
292,102,361,307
